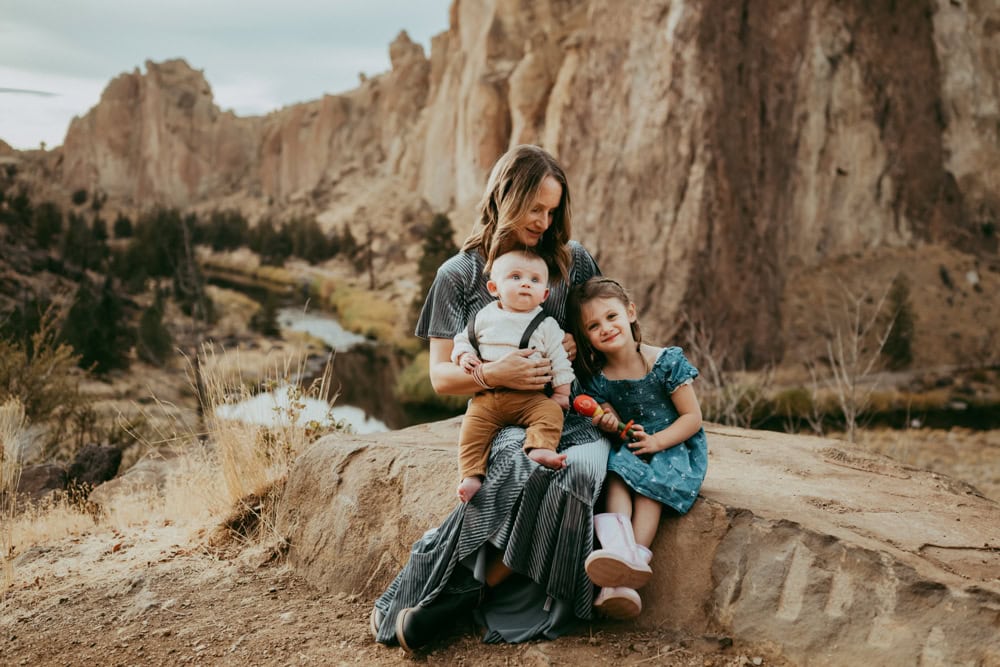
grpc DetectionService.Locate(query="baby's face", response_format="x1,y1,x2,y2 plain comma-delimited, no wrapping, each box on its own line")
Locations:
488,253,550,312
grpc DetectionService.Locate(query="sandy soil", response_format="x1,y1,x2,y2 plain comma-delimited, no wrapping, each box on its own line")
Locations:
2,522,790,667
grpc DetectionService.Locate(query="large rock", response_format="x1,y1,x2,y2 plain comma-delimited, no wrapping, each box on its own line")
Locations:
15,463,67,505
67,444,122,489
276,418,1000,666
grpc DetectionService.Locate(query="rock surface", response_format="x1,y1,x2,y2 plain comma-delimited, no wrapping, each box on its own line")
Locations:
10,0,999,367
277,417,1000,666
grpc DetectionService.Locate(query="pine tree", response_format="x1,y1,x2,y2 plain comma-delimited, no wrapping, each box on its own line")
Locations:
113,213,133,239
882,273,915,370
62,212,97,270
137,289,173,365
62,276,132,373
416,213,458,298
32,201,63,249
411,213,458,324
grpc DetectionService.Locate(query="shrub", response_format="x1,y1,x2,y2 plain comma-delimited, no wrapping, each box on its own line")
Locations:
394,351,469,411
71,189,88,206
0,304,87,458
250,293,281,337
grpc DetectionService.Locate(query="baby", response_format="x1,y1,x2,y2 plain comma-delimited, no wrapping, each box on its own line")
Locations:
451,249,574,501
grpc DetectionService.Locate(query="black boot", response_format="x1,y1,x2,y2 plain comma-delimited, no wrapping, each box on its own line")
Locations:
395,588,482,653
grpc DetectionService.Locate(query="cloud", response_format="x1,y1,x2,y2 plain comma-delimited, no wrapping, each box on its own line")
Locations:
0,88,58,97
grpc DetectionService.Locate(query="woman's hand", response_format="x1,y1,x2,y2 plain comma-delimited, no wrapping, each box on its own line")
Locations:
484,349,552,391
561,332,577,362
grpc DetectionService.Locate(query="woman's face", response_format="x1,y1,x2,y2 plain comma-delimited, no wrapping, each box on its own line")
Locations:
514,175,561,247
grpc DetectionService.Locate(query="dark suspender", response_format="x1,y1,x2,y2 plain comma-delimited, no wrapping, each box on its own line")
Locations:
467,307,550,356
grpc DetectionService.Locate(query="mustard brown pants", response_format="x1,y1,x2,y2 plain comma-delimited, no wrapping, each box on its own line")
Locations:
457,388,565,480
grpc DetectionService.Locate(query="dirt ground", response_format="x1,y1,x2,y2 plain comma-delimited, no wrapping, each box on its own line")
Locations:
2,522,791,667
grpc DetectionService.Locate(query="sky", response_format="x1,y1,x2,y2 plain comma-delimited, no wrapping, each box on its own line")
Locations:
0,0,453,150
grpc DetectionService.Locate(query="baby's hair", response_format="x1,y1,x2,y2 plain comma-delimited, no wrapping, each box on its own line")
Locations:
486,248,551,285
567,277,642,382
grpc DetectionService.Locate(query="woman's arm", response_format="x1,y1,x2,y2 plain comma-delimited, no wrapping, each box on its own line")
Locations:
429,338,555,395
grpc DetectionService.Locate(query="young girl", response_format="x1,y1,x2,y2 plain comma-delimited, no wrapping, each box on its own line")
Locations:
567,276,709,619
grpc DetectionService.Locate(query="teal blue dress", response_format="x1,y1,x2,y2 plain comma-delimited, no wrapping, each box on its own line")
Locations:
581,347,708,514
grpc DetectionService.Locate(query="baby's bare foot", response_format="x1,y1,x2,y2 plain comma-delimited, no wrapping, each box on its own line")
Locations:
528,448,568,470
457,476,483,503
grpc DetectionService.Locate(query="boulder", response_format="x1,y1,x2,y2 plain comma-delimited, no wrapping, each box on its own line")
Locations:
87,448,183,509
276,417,1000,666
67,444,122,490
15,463,67,505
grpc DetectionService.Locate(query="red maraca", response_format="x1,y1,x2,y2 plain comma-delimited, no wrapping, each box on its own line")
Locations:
572,394,636,440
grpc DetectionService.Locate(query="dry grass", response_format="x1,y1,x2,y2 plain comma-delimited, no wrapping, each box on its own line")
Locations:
1,398,28,593
3,345,346,593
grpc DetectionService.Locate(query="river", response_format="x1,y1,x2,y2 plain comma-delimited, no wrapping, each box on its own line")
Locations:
213,303,454,434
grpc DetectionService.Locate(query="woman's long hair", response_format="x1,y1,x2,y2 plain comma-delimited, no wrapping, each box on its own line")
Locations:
567,277,643,383
462,144,572,284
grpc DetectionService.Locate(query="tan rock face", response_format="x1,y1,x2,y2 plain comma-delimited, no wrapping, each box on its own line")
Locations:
60,59,260,206
276,419,1000,665
31,0,1000,366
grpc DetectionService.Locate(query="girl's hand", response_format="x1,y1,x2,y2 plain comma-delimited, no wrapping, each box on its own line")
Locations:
626,424,664,456
561,332,577,362
486,349,552,391
593,412,619,433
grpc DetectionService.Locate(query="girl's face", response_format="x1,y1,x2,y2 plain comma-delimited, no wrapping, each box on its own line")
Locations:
514,175,561,247
579,296,637,354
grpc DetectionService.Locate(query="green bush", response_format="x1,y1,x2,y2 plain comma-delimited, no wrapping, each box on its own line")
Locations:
394,351,469,411
773,386,814,418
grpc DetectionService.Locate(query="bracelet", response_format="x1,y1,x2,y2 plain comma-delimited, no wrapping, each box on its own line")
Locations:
472,365,494,390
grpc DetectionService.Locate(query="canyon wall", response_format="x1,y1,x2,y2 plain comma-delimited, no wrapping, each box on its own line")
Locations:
28,0,1000,366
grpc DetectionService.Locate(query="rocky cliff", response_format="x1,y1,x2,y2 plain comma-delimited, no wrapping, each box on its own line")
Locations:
16,0,1000,367
276,418,1000,666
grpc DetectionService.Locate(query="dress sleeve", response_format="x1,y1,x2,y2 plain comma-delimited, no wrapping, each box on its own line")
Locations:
414,255,474,340
569,241,601,286
657,347,700,393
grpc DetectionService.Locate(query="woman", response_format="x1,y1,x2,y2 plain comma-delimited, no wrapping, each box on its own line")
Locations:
371,144,610,650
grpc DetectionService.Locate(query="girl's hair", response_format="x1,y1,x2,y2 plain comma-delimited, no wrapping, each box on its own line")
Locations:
567,277,643,382
462,144,571,283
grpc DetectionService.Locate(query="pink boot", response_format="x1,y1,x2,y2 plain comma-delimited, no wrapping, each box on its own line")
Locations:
585,513,652,589
594,586,642,619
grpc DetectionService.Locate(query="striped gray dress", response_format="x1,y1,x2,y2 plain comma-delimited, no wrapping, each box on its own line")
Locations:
374,241,611,644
